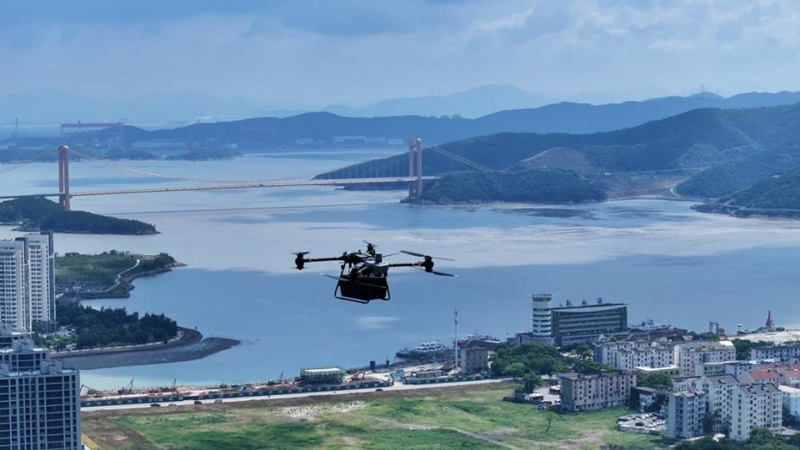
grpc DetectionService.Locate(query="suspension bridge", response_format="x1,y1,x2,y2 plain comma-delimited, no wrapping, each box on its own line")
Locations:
0,139,492,210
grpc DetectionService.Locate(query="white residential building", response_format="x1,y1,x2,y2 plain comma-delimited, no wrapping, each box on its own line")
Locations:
730,384,782,442
667,390,707,439
750,345,800,362
19,234,55,326
779,385,800,419
0,234,56,333
671,374,739,433
0,240,29,333
674,341,736,377
596,340,674,371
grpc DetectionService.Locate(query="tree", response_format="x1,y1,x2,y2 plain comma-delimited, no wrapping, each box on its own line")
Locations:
701,410,721,435
522,373,542,394
637,372,671,389
545,411,557,433
573,344,594,360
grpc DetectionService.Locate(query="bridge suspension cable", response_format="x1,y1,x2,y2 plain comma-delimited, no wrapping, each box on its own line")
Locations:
427,146,492,173
67,148,318,184
0,161,35,178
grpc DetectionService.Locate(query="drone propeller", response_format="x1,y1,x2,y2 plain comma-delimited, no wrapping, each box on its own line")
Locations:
413,267,457,277
400,250,455,261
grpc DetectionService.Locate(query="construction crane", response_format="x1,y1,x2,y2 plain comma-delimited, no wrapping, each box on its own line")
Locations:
80,384,104,398
117,378,134,395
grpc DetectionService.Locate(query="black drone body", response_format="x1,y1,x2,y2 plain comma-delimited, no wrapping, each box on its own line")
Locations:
293,241,455,304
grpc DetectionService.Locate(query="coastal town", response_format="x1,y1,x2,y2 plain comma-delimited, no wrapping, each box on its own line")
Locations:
4,231,800,447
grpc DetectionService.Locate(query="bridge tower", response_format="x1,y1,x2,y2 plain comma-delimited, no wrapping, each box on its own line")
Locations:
58,145,71,211
408,138,423,198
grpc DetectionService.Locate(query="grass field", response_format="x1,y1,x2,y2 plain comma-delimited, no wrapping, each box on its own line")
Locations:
83,383,669,449
56,252,140,287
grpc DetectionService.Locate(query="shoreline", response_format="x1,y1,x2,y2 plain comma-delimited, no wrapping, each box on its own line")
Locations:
56,257,239,370
54,327,240,370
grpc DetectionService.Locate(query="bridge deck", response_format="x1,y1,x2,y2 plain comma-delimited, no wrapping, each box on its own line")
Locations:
0,177,439,199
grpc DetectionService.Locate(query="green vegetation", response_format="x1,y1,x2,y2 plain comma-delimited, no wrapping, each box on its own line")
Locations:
490,343,569,379
167,148,242,161
675,428,800,449
695,165,800,218
56,301,178,349
83,384,667,449
636,372,672,389
57,250,176,288
731,339,771,361
0,197,157,235
415,169,606,204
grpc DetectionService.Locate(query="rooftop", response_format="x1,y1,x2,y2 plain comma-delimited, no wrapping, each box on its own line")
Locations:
739,383,780,394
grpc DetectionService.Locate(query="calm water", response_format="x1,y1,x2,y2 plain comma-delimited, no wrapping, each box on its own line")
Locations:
2,151,800,390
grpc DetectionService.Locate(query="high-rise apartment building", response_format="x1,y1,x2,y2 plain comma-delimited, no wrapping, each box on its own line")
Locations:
0,327,81,450
0,240,29,333
0,233,56,333
18,234,55,327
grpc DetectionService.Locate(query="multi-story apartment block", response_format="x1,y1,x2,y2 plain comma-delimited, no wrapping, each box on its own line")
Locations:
674,341,736,377
730,384,782,442
667,390,707,439
459,346,489,374
779,385,800,419
750,344,800,362
559,371,636,412
595,339,674,371
671,374,739,433
0,234,56,333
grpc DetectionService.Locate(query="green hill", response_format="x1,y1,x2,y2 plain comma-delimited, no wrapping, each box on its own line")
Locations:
317,104,800,204
0,197,157,235
411,169,605,204
695,167,800,218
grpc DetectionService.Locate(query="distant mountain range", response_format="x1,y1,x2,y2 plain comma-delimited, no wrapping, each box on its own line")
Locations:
103,90,800,150
324,85,551,118
5,86,800,135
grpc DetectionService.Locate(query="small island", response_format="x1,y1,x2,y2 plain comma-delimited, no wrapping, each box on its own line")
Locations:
0,197,157,235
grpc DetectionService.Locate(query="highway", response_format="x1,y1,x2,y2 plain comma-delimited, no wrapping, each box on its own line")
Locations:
81,378,509,412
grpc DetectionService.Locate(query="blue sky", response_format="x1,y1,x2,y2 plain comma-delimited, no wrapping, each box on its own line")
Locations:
1,0,799,106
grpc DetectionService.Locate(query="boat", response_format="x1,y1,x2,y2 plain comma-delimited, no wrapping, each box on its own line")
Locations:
629,318,672,332
396,341,449,358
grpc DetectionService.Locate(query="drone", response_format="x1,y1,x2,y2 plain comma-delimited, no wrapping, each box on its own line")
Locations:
293,241,455,304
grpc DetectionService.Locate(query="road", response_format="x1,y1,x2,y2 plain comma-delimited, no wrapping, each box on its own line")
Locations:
81,378,510,412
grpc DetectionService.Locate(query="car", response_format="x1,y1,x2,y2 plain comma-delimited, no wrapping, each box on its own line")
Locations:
375,388,384,392
214,399,223,404
149,403,161,408
194,400,203,405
